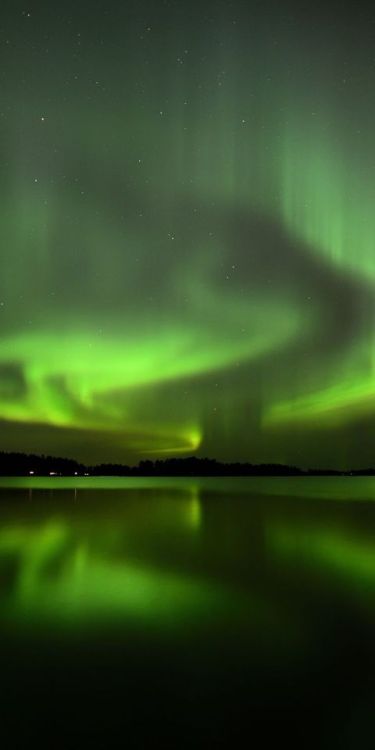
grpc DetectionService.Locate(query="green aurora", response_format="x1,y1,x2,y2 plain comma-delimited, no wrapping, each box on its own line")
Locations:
0,1,374,467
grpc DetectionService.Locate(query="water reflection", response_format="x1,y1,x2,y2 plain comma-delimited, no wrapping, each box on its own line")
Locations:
0,480,374,631
0,486,208,626
0,478,374,747
0,483,287,640
268,522,375,598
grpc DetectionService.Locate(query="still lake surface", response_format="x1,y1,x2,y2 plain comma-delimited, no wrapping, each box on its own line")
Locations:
0,476,374,747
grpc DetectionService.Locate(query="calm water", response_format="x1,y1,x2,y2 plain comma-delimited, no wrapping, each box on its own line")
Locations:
0,477,374,748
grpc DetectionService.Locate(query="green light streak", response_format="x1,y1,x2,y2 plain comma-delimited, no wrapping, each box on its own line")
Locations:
0,291,304,455
269,523,375,596
280,120,375,280
264,373,375,428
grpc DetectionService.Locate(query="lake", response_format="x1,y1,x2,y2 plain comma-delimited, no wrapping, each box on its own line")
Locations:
0,476,374,748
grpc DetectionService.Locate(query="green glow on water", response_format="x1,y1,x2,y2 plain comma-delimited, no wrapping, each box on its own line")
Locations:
269,524,375,593
0,475,374,681
0,520,218,625
0,482,304,642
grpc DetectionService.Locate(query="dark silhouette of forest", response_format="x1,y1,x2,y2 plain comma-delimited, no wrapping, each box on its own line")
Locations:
0,451,373,477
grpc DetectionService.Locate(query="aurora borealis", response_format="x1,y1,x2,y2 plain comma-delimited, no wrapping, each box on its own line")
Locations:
1,1,374,467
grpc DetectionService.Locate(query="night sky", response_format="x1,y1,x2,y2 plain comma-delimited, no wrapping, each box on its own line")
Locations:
0,1,374,468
